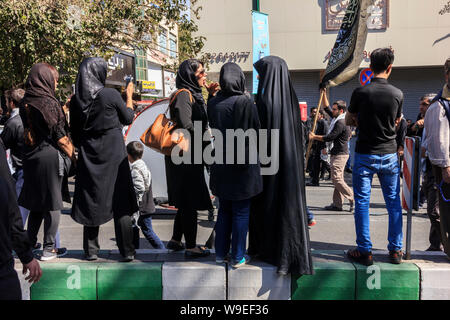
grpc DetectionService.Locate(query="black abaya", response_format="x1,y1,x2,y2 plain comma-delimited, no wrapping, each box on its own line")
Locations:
249,56,313,275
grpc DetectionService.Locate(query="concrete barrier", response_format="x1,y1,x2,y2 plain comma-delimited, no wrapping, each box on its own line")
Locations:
14,266,31,300
162,261,226,300
292,251,356,300
30,263,98,300
228,262,291,300
416,262,450,300
97,263,162,300
355,262,419,300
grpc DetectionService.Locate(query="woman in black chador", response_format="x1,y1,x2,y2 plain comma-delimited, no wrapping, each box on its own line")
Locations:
249,56,314,275
165,59,214,257
70,57,138,262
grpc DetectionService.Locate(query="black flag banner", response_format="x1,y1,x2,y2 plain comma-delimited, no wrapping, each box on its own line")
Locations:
320,0,374,88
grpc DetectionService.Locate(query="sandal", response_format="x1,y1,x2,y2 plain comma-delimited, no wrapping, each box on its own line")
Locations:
346,248,373,266
167,240,185,252
185,246,211,258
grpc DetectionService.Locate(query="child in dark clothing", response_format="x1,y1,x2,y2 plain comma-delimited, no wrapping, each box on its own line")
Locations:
127,141,165,249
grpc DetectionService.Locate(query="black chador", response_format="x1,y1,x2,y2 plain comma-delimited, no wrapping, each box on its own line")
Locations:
249,56,314,275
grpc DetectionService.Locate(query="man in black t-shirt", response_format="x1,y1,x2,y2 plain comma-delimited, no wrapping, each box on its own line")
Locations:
345,48,404,266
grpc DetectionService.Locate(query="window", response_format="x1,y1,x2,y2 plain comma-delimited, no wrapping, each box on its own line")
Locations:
135,48,147,81
169,33,177,58
159,28,168,55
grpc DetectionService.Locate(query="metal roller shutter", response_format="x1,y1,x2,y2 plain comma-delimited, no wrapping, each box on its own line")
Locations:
328,67,443,121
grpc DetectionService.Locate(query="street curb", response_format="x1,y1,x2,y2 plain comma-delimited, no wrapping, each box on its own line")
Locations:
14,250,450,300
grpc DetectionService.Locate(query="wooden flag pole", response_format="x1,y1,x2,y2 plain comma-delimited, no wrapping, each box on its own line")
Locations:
305,90,325,164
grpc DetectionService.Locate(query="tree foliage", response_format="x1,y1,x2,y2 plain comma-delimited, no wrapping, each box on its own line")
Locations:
0,0,206,98
440,1,450,14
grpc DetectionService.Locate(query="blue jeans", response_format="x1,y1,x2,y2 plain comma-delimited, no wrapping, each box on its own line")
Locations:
137,215,165,249
215,199,250,262
352,152,403,253
307,207,314,221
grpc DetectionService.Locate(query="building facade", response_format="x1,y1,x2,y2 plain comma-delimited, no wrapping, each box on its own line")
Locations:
195,0,450,120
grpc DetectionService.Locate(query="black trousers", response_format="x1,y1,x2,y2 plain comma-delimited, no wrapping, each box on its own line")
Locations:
423,167,442,249
83,214,135,257
27,210,60,251
310,151,322,185
320,159,331,179
433,165,450,257
172,207,198,249
0,260,21,300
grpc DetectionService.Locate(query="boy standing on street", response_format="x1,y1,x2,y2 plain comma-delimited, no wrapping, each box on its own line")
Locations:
127,141,165,249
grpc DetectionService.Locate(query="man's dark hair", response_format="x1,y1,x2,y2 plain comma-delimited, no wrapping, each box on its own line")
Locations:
8,89,25,106
370,48,395,74
333,100,347,112
310,107,317,113
127,141,144,161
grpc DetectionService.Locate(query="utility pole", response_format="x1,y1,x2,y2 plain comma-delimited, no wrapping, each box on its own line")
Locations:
252,0,260,11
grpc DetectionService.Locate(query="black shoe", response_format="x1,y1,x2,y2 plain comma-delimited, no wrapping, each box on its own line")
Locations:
185,246,210,258
347,249,373,266
425,246,443,252
85,254,98,261
324,205,343,211
389,250,403,264
120,255,134,262
167,240,185,251
306,182,319,187
349,201,354,212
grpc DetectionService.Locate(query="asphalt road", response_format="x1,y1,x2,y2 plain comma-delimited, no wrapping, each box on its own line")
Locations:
36,172,432,253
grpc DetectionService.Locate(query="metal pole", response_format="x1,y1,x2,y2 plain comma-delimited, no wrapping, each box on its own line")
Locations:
406,208,412,260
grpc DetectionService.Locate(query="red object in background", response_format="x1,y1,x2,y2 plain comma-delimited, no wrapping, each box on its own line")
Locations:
299,101,307,121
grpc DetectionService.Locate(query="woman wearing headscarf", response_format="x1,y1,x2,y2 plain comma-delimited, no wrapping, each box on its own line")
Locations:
165,59,217,257
207,62,262,267
249,56,313,275
19,63,75,261
70,57,138,262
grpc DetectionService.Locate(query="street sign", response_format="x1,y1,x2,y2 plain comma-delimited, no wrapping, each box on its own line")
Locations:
359,68,374,86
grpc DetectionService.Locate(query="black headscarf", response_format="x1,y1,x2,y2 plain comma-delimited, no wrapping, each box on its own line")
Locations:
22,63,64,129
250,55,313,275
73,57,107,113
176,59,206,108
219,62,246,96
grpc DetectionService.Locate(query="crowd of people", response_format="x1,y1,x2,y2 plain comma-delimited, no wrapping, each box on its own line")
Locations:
0,47,449,299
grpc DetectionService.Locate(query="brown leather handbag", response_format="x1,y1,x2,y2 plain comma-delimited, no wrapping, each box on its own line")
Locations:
140,89,192,156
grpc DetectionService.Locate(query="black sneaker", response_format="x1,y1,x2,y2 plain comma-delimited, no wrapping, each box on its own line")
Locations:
389,250,403,264
119,255,134,262
324,205,343,211
85,254,98,261
347,249,373,266
56,247,68,258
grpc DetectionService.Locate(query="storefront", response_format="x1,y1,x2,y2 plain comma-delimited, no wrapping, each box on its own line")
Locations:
196,0,449,119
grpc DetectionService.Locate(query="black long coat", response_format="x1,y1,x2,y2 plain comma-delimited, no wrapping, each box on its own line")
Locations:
207,92,263,201
70,88,138,226
164,91,213,210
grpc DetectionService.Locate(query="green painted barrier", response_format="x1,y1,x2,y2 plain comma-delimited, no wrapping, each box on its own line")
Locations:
30,263,98,300
291,253,356,300
97,263,162,300
355,262,419,300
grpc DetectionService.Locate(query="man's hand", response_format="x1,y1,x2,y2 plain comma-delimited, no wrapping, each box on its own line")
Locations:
397,145,404,158
443,167,450,184
205,82,220,96
414,119,425,130
309,132,316,140
23,258,42,283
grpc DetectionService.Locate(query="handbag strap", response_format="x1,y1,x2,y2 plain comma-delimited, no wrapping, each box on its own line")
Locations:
166,89,194,116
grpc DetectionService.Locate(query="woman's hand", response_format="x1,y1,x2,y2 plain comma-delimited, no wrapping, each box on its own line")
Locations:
205,82,220,96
